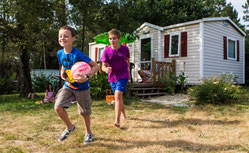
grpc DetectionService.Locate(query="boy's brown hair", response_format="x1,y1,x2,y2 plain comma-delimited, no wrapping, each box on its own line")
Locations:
59,25,76,37
108,29,120,39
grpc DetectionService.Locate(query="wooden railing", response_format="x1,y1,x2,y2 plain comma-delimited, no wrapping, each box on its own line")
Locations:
96,58,176,84
151,58,176,84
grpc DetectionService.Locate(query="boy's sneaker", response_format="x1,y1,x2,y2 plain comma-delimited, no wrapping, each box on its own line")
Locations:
83,133,93,144
58,125,75,142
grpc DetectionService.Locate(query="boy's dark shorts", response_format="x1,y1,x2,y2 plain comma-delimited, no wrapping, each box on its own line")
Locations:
55,86,91,115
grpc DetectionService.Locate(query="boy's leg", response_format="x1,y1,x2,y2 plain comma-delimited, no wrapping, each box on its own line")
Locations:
54,87,74,130
114,90,124,126
111,79,128,127
54,106,73,130
81,114,91,134
121,106,127,120
74,89,93,144
54,86,75,141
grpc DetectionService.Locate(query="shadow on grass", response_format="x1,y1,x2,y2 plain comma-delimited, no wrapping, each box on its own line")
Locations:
129,117,240,128
80,137,241,152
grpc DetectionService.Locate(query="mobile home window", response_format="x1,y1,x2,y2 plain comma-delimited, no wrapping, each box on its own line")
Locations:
98,47,105,61
227,38,236,60
169,34,180,56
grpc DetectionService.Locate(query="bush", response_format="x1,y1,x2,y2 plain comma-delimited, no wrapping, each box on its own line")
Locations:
0,76,16,95
188,73,244,104
90,73,111,100
32,72,51,92
164,71,178,94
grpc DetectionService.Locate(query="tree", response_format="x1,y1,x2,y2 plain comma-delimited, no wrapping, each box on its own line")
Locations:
1,0,57,97
69,0,103,53
243,0,249,25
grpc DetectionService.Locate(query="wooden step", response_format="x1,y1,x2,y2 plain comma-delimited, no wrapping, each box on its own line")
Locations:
130,87,165,91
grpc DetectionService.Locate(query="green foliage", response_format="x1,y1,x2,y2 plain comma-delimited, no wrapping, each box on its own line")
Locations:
0,76,16,95
188,73,244,105
0,57,18,94
164,64,178,94
178,71,187,93
90,73,111,100
164,72,178,94
31,72,51,92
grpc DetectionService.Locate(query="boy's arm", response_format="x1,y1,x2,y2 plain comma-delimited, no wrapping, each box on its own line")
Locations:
126,58,131,80
102,62,112,74
60,66,66,81
74,61,100,83
87,61,100,79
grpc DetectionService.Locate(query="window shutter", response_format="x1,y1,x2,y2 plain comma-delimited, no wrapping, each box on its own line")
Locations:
164,35,170,58
223,36,227,60
237,40,239,61
95,47,98,62
181,32,187,57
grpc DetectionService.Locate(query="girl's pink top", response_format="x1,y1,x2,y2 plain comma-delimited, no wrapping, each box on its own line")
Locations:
47,91,54,98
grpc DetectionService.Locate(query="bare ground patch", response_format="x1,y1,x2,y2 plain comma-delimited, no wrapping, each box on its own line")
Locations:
141,93,190,105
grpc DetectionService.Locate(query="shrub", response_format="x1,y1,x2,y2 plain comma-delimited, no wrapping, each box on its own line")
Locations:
188,73,244,104
164,71,178,94
0,76,16,95
178,71,187,93
90,73,111,100
32,72,51,92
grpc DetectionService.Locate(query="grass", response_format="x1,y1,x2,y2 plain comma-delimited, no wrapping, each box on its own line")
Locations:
1,89,249,152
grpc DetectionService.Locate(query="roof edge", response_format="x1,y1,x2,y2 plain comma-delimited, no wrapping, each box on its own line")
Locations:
133,22,163,34
202,17,246,36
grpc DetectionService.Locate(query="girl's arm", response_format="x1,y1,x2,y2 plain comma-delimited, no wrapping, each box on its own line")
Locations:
45,90,48,98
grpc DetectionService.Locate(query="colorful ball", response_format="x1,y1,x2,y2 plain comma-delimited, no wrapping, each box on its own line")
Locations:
71,62,91,79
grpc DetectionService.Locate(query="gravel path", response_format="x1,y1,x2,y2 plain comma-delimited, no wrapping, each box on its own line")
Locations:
141,93,190,106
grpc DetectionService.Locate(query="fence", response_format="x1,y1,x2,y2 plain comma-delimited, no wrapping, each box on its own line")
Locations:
151,58,176,84
96,59,175,85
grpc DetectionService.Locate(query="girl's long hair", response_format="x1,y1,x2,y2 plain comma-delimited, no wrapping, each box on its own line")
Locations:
46,83,54,92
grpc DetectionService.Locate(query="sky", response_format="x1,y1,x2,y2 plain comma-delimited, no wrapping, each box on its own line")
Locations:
226,0,247,26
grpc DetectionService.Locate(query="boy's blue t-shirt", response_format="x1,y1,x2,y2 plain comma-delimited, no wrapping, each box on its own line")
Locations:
57,47,92,91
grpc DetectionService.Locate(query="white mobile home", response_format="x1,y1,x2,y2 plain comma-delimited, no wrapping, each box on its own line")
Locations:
89,17,246,84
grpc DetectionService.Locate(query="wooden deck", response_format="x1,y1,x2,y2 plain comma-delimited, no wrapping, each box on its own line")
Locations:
129,82,167,99
96,58,175,84
96,58,176,99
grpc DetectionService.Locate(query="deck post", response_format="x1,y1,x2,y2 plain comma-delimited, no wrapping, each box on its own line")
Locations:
172,59,176,92
152,58,156,84
172,60,176,75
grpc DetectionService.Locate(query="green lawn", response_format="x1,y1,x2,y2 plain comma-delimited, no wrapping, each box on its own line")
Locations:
1,88,249,153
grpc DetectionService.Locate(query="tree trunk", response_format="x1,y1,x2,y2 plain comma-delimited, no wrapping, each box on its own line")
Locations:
17,23,33,98
19,46,33,97
18,45,33,98
1,38,5,71
81,24,85,52
43,37,46,69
